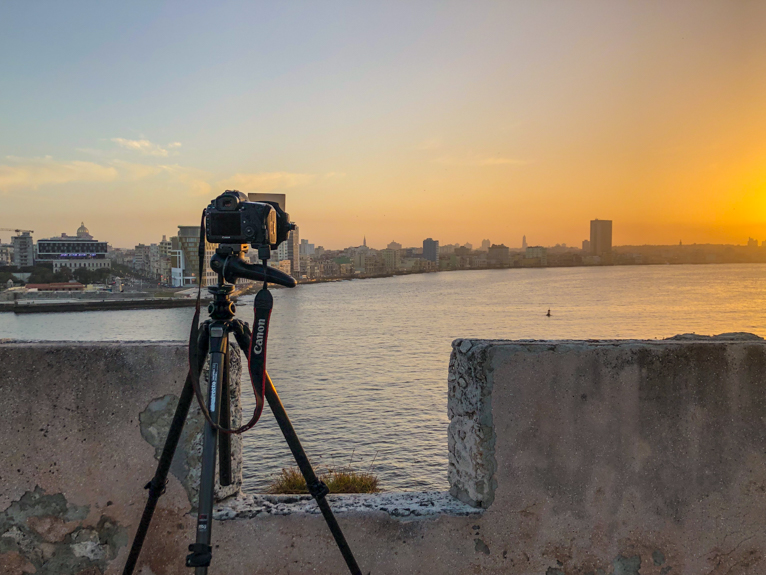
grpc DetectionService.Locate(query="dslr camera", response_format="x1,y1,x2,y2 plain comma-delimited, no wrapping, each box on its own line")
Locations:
206,190,294,248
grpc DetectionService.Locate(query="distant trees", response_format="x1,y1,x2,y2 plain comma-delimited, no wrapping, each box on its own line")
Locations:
73,266,112,285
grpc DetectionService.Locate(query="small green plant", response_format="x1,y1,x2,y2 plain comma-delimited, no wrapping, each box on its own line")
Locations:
266,466,380,494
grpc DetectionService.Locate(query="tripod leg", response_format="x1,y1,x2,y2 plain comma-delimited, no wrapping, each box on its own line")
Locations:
218,352,232,486
122,323,210,575
186,324,228,573
264,371,363,575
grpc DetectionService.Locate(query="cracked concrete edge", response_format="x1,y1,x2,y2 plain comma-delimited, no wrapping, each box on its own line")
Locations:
447,339,497,509
212,491,481,521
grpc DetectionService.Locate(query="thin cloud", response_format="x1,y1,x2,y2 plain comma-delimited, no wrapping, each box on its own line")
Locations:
111,138,169,157
109,160,163,181
478,157,527,166
217,172,317,192
0,156,118,192
433,155,528,167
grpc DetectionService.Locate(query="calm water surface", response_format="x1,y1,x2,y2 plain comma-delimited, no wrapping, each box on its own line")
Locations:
2,264,765,492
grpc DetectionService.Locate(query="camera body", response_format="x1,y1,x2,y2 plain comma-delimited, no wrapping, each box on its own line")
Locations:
206,190,294,248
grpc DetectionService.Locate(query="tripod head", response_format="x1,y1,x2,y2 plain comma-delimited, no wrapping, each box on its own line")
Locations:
209,243,297,288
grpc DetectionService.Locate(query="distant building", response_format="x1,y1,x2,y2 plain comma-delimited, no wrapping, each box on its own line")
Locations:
132,244,151,275
525,246,548,266
381,248,401,271
300,238,315,256
12,231,34,267
522,235,527,250
748,237,759,248
463,243,473,251
581,239,591,252
36,224,110,273
487,244,510,267
0,242,13,266
590,219,612,256
158,235,172,282
172,226,216,286
352,252,366,273
479,239,491,252
423,238,440,263
387,241,402,250
276,226,300,275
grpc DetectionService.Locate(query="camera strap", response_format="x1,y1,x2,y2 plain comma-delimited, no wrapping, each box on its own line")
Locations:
187,209,269,435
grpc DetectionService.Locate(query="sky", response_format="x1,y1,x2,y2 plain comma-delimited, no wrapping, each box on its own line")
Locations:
1,1,765,249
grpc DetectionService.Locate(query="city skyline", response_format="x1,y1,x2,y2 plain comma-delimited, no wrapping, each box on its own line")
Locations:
2,2,765,248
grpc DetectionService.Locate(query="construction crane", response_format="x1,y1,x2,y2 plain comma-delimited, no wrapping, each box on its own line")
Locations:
0,228,34,234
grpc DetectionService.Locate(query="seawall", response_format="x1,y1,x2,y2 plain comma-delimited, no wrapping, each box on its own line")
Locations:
1,335,765,574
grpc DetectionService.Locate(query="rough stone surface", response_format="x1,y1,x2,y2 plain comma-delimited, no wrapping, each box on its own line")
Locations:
448,339,497,508
0,487,126,575
213,491,479,520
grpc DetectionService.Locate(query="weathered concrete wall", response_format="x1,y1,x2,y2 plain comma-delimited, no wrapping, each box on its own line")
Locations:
3,336,766,574
0,342,242,575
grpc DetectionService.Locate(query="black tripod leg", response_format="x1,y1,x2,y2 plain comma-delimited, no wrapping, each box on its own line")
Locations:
122,323,210,575
218,354,232,486
186,323,228,574
264,371,363,575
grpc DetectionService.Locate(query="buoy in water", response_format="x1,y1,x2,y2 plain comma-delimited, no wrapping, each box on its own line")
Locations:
546,309,551,317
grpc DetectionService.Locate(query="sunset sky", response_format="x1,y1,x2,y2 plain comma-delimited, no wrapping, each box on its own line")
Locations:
1,1,765,249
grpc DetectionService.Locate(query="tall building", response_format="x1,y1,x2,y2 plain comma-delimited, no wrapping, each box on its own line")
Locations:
590,219,613,256
300,238,315,255
36,225,110,273
387,241,402,250
158,235,172,283
581,239,591,252
276,226,300,275
381,248,401,271
525,246,548,266
423,238,440,263
522,235,528,250
132,244,151,275
12,231,34,267
175,226,216,286
0,242,13,266
480,239,491,252
487,244,510,267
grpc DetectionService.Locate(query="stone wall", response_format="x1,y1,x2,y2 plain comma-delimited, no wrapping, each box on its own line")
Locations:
2,336,766,574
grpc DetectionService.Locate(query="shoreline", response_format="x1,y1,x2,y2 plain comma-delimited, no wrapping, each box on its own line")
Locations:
2,298,200,314
3,260,765,313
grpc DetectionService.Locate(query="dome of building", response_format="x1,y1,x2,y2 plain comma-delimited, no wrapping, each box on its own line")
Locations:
77,222,91,238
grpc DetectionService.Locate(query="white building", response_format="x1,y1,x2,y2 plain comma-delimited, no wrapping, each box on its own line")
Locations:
35,224,111,273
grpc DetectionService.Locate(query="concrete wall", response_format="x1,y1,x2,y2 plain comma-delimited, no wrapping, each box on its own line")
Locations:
2,336,766,574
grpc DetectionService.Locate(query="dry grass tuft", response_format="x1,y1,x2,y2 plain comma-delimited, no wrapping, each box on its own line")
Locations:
266,466,380,494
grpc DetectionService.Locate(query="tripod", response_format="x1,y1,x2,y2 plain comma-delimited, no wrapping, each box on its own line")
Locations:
123,245,362,575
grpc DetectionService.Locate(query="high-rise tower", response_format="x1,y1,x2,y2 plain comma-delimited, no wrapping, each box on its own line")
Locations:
589,219,612,256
